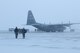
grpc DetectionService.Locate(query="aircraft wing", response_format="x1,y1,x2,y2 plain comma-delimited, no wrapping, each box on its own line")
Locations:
48,23,80,27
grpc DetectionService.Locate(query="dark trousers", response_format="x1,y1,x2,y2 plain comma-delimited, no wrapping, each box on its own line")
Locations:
15,33,18,39
22,33,25,39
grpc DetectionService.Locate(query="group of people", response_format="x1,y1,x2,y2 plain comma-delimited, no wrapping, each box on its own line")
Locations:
14,27,27,39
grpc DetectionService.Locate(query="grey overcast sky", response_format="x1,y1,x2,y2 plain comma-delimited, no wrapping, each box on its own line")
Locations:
0,0,80,30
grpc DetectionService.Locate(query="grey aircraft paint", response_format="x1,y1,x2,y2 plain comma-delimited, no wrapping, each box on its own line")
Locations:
27,10,80,32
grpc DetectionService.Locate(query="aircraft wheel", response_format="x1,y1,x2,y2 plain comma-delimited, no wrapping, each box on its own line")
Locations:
58,30,64,32
46,31,50,32
51,30,56,32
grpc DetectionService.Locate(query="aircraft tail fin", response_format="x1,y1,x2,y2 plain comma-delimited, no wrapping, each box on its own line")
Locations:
27,10,36,25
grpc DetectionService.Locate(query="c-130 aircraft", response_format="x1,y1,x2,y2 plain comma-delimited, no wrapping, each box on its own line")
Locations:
26,10,80,32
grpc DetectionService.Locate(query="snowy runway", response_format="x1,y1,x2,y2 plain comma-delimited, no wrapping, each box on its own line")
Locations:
0,32,80,53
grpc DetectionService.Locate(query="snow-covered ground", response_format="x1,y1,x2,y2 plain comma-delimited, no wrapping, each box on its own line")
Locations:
0,31,80,53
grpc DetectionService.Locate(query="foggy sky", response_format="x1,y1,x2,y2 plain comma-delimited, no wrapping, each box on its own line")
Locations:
0,0,80,30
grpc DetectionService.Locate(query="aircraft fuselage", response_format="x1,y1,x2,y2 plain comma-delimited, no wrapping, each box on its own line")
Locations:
32,24,66,32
